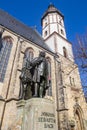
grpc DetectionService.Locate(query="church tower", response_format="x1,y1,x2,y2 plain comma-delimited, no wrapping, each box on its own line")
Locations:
42,4,87,130
41,4,74,61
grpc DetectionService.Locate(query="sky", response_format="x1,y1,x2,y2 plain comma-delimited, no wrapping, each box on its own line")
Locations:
0,0,87,43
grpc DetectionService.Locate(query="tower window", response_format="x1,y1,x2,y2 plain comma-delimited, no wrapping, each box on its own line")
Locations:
59,20,62,25
63,47,67,58
45,22,47,26
69,77,72,86
61,29,64,35
59,16,63,25
44,31,48,37
72,78,75,86
69,77,75,87
0,36,13,82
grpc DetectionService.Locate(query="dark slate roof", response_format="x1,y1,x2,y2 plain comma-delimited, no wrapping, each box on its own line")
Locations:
41,4,64,21
0,9,51,52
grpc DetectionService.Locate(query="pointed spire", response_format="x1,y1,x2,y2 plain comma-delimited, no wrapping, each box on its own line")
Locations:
41,4,64,21
48,3,54,8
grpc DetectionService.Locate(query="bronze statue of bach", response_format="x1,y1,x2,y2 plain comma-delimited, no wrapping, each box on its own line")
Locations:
19,51,51,100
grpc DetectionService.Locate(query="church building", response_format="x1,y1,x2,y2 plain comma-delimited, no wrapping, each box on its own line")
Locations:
0,4,87,130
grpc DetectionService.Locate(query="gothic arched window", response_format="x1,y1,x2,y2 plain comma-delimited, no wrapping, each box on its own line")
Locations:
47,57,52,96
23,48,34,67
25,48,34,61
0,36,13,82
74,106,84,130
63,47,67,58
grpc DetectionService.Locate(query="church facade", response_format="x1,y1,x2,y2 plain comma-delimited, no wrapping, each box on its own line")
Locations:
0,4,87,130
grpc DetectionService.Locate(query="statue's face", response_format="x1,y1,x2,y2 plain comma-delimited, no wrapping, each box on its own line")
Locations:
40,52,45,57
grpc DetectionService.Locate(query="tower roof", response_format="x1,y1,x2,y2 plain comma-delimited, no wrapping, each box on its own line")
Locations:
41,4,64,21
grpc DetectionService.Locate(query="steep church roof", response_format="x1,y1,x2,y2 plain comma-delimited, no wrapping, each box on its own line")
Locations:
0,9,51,52
41,4,64,20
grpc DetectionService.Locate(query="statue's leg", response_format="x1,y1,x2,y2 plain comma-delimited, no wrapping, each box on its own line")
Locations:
39,80,45,98
33,83,39,97
19,81,24,99
31,82,35,96
24,83,32,100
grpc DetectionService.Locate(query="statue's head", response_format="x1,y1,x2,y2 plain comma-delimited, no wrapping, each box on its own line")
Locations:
39,51,46,57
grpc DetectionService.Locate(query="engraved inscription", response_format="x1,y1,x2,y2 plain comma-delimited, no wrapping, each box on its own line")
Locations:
38,112,56,128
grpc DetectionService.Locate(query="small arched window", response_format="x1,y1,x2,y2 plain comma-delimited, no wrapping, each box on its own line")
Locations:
47,57,52,96
23,48,34,67
44,31,48,37
61,29,64,35
45,22,47,26
63,47,67,58
59,20,62,25
0,36,13,82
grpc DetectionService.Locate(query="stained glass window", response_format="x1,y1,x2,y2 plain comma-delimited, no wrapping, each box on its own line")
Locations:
0,36,13,82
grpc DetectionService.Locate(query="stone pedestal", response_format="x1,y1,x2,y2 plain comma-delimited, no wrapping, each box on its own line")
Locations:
23,98,56,130
11,98,57,130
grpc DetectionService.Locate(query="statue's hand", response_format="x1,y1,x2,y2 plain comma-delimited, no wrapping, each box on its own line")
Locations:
36,61,41,65
45,86,49,90
36,59,43,65
29,62,32,66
